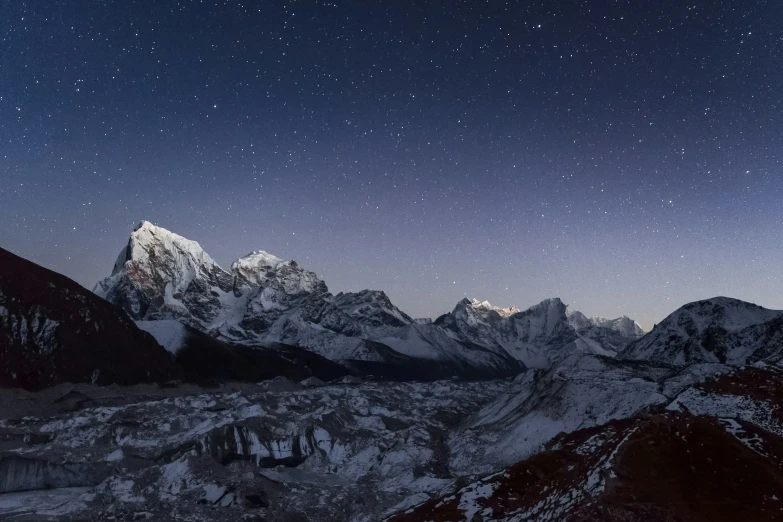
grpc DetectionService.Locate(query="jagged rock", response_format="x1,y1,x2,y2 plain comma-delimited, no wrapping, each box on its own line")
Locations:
0,456,110,493
435,297,644,368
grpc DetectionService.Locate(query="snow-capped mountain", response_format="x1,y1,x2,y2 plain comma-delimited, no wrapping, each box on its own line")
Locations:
332,290,413,329
566,306,645,338
435,297,643,368
621,297,783,366
5,236,783,521
95,222,522,379
566,306,646,353
94,221,234,325
0,247,180,390
466,298,521,318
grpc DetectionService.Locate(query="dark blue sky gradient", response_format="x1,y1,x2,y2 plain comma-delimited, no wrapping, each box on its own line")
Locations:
2,1,782,327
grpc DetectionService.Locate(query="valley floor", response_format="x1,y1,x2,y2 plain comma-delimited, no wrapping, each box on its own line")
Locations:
0,376,512,521
3,359,783,522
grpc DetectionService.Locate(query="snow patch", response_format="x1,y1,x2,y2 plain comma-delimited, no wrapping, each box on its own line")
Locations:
135,320,188,354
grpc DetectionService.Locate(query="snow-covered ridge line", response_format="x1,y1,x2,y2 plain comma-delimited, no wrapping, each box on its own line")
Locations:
621,296,783,366
94,221,647,373
92,221,525,376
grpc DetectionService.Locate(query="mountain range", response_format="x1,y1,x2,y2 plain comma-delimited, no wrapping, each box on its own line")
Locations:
1,221,783,521
92,221,646,380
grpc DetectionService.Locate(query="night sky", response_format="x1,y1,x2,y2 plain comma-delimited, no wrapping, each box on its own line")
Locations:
2,1,782,328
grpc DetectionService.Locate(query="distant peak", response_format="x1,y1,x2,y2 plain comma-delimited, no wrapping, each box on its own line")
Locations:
132,220,178,237
674,297,774,318
230,250,287,281
123,220,218,269
134,220,155,231
457,297,520,317
649,296,783,335
335,289,389,300
356,289,386,296
693,296,761,308
233,250,284,270
533,297,566,309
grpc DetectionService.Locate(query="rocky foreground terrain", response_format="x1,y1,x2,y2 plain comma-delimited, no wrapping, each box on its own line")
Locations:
2,357,783,521
0,376,511,521
392,364,783,522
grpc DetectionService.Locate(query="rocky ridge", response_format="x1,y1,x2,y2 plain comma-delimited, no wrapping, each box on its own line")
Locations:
621,296,783,365
0,247,180,390
434,297,645,368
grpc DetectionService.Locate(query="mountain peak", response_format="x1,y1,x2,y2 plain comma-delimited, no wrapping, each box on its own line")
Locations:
622,296,783,366
334,289,394,306
231,250,286,284
469,298,520,317
94,221,232,322
688,296,767,310
125,220,220,271
527,297,567,315
452,297,520,318
133,220,154,232
668,296,780,331
332,289,413,328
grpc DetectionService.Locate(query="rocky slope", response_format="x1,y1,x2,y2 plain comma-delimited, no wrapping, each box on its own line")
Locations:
449,354,730,475
136,320,351,384
621,297,783,366
391,363,783,521
0,247,180,390
95,222,523,379
390,410,783,522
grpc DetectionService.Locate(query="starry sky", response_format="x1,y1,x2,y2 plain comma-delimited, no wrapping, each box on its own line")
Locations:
1,1,782,328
